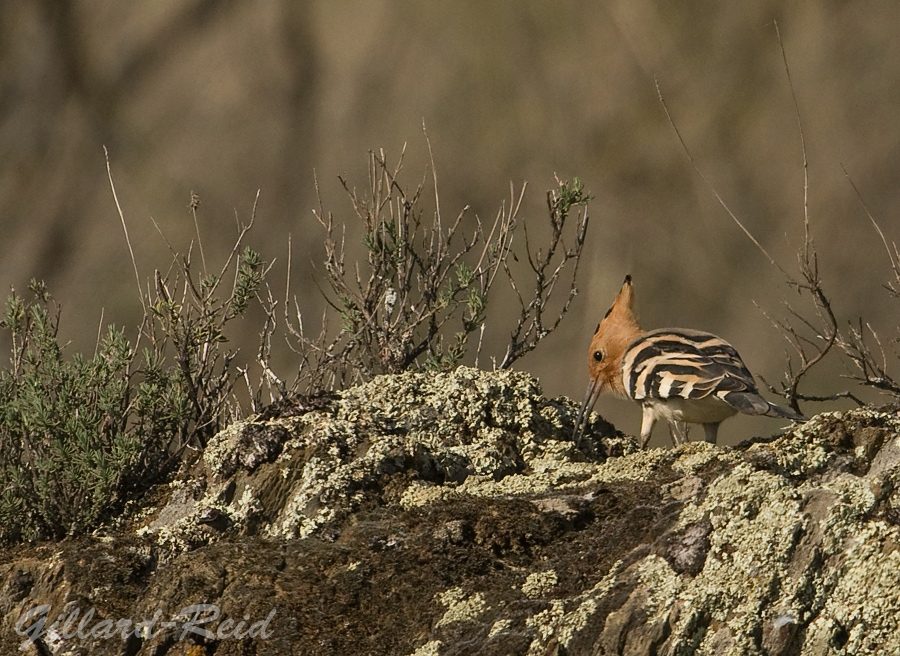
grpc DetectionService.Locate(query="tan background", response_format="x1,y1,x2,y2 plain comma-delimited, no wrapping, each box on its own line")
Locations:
2,2,898,444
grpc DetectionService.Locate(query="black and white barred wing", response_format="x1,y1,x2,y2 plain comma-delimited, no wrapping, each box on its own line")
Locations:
621,328,770,412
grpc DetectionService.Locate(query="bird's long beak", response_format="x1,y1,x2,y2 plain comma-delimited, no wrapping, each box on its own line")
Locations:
573,377,604,445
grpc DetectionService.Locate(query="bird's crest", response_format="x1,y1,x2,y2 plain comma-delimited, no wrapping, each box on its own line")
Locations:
587,275,643,397
601,274,637,327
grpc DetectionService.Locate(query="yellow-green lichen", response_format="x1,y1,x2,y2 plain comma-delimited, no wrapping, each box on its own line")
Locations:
591,409,900,654
804,521,900,653
521,570,558,599
130,369,900,655
203,419,250,475
635,554,681,612
487,619,512,638
522,560,626,652
670,440,741,476
435,587,489,627
407,639,442,656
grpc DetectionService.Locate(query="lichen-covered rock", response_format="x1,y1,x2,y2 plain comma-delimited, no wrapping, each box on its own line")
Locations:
141,366,627,551
2,368,900,656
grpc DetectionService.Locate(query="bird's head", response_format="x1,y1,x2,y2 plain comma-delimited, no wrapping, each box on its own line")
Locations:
574,275,643,442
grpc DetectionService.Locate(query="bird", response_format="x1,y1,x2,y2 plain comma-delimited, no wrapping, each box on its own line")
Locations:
573,275,806,447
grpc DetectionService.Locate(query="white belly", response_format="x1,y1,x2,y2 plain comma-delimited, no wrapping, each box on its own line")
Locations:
643,396,738,425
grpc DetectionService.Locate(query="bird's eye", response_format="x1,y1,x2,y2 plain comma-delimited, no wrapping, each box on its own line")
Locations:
593,350,604,362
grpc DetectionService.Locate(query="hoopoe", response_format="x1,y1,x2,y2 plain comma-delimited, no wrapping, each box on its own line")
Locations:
574,275,806,447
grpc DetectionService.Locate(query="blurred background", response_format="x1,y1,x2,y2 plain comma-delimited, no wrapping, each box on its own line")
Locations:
2,1,899,445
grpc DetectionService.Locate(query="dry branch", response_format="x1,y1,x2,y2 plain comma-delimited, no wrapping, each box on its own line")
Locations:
283,145,591,391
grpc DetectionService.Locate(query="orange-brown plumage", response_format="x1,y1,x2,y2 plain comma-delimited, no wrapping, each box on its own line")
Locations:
584,274,642,398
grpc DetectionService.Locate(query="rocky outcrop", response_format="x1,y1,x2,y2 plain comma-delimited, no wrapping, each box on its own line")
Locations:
2,367,900,655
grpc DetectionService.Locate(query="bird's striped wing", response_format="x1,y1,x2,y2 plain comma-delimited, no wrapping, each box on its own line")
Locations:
621,328,760,403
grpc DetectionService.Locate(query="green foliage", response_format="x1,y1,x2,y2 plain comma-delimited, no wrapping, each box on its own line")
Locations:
0,282,143,541
230,248,264,318
0,227,268,542
549,177,592,216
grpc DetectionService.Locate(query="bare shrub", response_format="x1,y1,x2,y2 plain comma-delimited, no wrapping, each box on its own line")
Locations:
834,174,900,398
281,143,591,393
654,24,844,415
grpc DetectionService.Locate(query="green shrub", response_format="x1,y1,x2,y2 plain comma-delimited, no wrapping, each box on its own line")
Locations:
0,244,266,541
0,282,141,540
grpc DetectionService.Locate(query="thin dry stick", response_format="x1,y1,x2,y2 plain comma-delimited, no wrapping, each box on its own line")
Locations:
655,80,793,283
104,146,145,314
423,121,442,247
478,182,523,286
474,323,486,369
771,23,837,410
189,191,208,275
775,21,810,261
285,233,293,314
211,189,260,303
93,307,105,359
837,169,900,393
841,165,900,291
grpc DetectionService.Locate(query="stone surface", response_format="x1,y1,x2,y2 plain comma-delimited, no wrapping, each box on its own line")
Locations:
1,367,900,655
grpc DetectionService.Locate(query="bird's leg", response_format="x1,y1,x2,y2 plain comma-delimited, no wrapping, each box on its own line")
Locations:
668,421,690,446
702,422,719,444
640,405,657,448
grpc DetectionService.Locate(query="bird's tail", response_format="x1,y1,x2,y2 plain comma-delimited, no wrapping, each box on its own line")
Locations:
763,402,807,423
722,391,807,422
